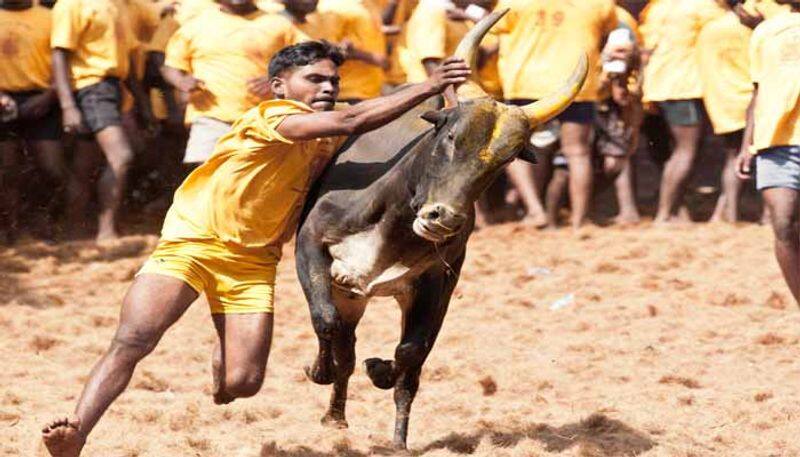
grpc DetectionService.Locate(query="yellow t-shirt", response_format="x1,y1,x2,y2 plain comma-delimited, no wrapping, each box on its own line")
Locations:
493,0,618,102
146,14,180,53
174,0,216,24
161,99,347,247
698,12,753,134
51,0,136,90
750,12,800,152
642,0,724,102
316,0,386,100
0,6,52,92
372,0,418,85
399,1,501,98
124,0,161,43
165,8,307,124
744,0,791,19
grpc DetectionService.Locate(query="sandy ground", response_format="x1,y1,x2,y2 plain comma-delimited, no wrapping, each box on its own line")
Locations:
3,221,800,456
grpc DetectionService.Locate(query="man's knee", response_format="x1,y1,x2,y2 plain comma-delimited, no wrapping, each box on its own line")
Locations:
771,214,799,244
109,325,161,361
224,366,265,399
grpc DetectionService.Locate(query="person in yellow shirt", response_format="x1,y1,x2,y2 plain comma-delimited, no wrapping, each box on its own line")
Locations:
736,0,800,305
698,2,755,223
0,0,79,243
400,0,501,98
642,0,725,224
162,0,307,165
51,0,155,241
493,0,618,229
40,41,469,457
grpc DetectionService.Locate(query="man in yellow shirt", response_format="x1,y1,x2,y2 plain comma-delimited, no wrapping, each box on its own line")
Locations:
642,0,724,224
698,1,755,223
0,0,78,243
41,41,469,456
51,0,154,241
737,0,800,305
162,0,306,165
493,0,618,229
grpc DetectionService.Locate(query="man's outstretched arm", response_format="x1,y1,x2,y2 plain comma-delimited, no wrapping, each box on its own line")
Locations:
276,57,470,141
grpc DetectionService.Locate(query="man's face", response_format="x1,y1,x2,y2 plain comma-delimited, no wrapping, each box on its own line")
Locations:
283,0,318,15
270,59,339,111
217,0,255,15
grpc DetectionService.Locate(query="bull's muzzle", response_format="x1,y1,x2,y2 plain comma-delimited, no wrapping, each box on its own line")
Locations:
413,204,466,243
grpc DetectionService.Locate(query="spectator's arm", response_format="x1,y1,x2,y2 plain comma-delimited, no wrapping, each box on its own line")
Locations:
736,85,758,178
126,52,156,130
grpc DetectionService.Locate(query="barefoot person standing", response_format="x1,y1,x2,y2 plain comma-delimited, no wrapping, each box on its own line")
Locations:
40,41,470,456
737,0,800,303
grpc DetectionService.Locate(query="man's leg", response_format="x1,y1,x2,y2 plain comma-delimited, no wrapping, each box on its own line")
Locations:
210,312,274,405
94,125,134,241
762,188,800,303
545,167,569,228
30,140,82,232
69,139,102,239
561,121,593,229
42,274,198,457
614,157,640,224
0,140,21,243
505,161,548,227
655,124,702,223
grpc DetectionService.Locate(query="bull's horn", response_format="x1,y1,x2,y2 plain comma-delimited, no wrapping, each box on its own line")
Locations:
521,53,589,128
453,8,508,101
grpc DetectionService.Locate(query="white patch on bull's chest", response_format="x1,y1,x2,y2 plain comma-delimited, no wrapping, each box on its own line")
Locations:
328,226,413,297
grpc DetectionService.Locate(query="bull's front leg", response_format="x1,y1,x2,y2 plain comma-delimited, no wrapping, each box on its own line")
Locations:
366,251,465,450
296,226,340,386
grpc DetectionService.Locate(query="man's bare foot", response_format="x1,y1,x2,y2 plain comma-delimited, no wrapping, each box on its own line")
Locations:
522,212,548,229
42,417,85,457
95,228,119,244
614,212,641,226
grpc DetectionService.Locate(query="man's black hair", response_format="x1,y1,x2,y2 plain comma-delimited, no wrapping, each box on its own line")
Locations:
268,41,345,78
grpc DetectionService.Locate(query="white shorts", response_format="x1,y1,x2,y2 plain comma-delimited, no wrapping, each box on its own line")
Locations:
183,117,232,164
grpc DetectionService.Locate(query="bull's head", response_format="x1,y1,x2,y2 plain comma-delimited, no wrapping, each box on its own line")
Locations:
410,9,588,243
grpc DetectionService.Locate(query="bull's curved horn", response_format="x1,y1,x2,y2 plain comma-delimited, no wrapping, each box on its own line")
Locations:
453,8,509,100
521,53,589,128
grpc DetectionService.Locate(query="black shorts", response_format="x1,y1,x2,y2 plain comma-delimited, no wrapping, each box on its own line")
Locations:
0,90,62,142
75,78,123,134
507,99,596,125
720,129,744,150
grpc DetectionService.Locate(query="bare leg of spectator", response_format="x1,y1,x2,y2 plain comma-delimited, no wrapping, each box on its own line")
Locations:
95,125,134,242
31,140,82,234
506,160,548,227
561,122,593,230
614,158,640,225
655,124,701,223
0,140,20,243
70,139,102,239
545,167,569,229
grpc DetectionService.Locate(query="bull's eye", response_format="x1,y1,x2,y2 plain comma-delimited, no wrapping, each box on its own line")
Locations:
447,131,455,141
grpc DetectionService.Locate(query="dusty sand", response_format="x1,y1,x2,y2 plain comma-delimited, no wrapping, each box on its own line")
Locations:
3,221,800,456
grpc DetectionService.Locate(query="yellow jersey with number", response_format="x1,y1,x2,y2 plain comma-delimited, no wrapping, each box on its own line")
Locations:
493,0,618,102
162,99,348,247
0,6,52,92
750,13,800,152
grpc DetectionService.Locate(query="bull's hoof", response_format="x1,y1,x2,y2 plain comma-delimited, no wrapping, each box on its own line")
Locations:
364,358,396,390
304,359,334,385
321,412,349,429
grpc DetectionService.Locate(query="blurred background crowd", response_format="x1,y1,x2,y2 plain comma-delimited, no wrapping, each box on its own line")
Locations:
0,0,792,243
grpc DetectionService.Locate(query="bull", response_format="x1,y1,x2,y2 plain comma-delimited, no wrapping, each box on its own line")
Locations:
295,10,588,450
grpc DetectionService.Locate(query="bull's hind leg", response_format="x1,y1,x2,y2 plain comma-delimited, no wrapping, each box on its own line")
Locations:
322,290,367,429
366,252,465,450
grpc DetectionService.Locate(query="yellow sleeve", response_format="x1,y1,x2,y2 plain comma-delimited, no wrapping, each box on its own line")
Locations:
50,0,83,50
343,2,386,55
238,100,314,145
749,25,764,84
163,23,194,73
406,4,446,61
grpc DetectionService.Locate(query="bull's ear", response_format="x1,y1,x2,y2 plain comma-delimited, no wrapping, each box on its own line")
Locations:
518,147,538,164
421,110,449,130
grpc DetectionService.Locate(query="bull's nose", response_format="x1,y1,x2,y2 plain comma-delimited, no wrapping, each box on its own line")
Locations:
417,204,466,229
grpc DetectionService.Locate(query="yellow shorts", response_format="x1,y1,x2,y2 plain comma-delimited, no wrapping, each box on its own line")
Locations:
137,239,281,314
